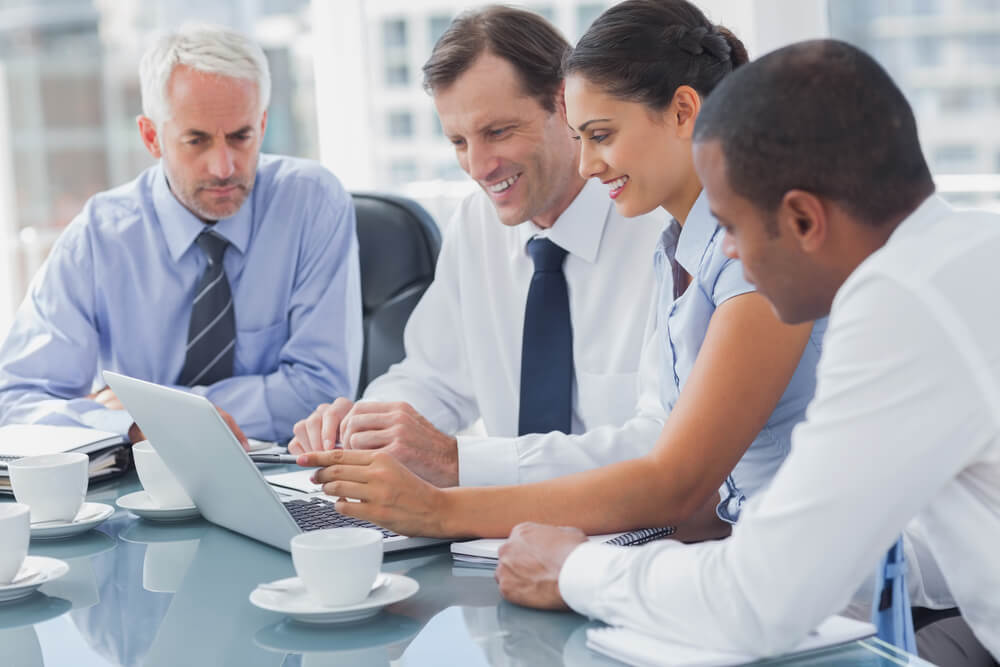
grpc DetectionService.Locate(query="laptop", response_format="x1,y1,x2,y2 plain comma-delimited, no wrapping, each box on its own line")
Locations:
104,371,447,553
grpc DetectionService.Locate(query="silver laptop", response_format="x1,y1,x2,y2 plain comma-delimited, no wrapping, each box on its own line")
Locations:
104,371,446,553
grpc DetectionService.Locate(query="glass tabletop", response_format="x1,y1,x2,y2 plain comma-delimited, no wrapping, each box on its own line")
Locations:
1,472,933,666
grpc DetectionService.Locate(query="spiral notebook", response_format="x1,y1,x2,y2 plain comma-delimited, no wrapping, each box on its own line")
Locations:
451,527,676,569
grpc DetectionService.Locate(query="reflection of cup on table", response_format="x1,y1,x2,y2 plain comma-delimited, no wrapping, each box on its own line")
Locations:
132,441,193,507
8,453,87,522
291,528,383,606
0,503,30,583
142,539,200,593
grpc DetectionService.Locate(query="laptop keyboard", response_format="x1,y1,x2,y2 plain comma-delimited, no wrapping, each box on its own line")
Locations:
282,498,399,538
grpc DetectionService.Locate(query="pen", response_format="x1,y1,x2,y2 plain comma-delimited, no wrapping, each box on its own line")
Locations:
248,453,300,464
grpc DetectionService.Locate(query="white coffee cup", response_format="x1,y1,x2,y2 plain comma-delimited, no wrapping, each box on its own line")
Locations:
290,527,383,606
8,452,88,523
132,440,193,508
0,503,30,584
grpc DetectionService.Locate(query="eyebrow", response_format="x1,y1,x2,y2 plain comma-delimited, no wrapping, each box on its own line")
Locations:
709,208,732,225
181,126,254,137
577,118,612,132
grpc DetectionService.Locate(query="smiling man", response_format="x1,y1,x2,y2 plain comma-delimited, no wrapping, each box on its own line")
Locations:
289,6,665,490
0,25,362,443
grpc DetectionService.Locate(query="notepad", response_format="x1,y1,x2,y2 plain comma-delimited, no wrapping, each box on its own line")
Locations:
450,527,676,568
585,615,876,667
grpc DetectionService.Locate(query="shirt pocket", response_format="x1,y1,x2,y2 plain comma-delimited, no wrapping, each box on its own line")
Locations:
576,370,638,430
235,319,288,375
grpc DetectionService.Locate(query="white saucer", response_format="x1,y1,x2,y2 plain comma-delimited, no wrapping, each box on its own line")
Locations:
249,573,419,625
116,491,200,522
29,503,114,541
0,557,69,604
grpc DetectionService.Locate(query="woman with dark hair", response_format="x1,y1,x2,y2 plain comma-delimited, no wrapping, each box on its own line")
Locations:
299,0,824,545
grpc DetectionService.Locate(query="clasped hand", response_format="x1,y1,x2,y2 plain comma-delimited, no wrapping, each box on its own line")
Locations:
289,399,459,487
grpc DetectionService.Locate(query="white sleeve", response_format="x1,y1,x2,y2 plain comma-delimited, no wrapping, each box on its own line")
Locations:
361,211,479,435
558,277,992,657
458,290,665,486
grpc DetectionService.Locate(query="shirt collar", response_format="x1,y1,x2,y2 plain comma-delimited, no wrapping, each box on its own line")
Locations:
516,178,610,263
673,189,715,275
886,193,952,245
152,163,252,262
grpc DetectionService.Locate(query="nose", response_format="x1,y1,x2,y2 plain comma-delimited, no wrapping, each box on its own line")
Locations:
578,140,604,180
721,231,739,259
207,142,236,181
464,139,500,183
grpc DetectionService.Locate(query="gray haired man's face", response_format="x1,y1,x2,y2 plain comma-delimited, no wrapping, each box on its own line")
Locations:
152,65,266,222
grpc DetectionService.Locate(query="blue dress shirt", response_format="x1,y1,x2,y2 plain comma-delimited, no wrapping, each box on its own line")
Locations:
0,154,362,441
654,191,827,522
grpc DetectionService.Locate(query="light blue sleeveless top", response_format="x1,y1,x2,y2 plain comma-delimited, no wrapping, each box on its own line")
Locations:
654,191,827,522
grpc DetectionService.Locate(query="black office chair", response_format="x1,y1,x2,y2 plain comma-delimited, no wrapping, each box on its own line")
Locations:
351,192,441,396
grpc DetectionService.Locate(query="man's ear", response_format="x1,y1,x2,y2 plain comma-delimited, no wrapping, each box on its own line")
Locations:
778,189,828,253
259,109,268,140
137,116,162,159
554,81,568,121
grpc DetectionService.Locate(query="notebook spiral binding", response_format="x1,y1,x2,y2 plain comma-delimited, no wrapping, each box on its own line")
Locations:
604,526,676,547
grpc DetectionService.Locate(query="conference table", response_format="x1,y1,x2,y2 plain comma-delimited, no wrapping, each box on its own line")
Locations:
0,471,934,666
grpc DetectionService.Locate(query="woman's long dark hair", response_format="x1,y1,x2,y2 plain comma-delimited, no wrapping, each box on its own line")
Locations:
564,0,749,109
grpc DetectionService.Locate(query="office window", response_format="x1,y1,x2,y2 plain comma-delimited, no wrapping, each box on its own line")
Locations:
387,111,414,139
829,0,1000,210
382,18,407,49
576,4,606,37
431,112,444,137
385,63,409,86
389,158,418,185
933,145,977,173
532,5,556,23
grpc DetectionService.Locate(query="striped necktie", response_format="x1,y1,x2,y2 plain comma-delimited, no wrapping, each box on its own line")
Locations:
177,230,236,387
518,237,573,436
871,536,916,653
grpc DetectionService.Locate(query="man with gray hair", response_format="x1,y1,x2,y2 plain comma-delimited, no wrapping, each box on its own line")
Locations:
0,25,362,443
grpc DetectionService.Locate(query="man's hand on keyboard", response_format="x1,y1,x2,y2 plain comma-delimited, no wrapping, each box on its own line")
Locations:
296,448,451,537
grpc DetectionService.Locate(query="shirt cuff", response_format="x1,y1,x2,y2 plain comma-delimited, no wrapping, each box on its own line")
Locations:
79,408,134,439
456,435,520,487
559,541,621,618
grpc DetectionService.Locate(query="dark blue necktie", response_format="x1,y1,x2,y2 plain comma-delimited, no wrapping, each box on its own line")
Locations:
518,238,573,436
177,230,236,387
871,536,916,653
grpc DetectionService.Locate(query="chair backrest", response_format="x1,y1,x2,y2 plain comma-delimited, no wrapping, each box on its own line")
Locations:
351,192,442,396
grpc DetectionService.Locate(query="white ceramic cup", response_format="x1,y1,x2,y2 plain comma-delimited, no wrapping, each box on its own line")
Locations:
8,452,88,523
132,440,193,508
290,527,383,607
0,503,31,584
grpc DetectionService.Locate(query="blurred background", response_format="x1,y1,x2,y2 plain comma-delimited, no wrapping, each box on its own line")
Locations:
0,0,997,336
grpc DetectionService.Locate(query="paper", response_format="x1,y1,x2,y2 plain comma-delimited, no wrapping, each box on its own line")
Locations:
265,469,321,494
451,533,631,565
0,424,124,459
586,616,876,667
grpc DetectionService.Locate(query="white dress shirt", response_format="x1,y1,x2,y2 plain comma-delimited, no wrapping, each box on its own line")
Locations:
362,178,667,486
559,195,1000,660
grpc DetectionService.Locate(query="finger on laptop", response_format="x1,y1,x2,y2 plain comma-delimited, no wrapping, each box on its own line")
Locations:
312,461,371,485
296,447,373,468
317,480,370,501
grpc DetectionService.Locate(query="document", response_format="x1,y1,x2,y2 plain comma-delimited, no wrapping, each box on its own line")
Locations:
586,615,876,667
0,424,130,493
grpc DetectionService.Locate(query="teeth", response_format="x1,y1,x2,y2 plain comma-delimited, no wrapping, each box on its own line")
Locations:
488,174,519,193
608,176,628,190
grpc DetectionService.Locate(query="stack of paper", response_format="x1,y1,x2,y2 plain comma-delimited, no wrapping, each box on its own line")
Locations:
586,616,876,666
0,424,129,493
